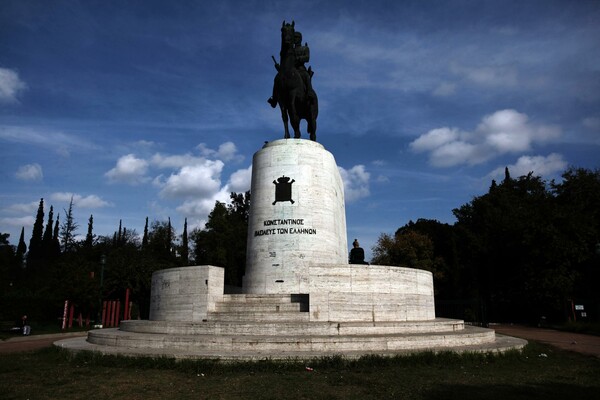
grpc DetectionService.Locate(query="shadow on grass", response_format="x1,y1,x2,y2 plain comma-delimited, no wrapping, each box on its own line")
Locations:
423,382,597,400
57,346,527,373
2,343,598,400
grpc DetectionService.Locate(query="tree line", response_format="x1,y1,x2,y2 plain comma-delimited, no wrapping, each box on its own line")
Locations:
2,167,598,326
371,167,600,324
0,192,250,323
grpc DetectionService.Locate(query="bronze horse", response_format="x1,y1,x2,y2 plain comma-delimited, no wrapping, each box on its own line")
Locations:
274,21,318,141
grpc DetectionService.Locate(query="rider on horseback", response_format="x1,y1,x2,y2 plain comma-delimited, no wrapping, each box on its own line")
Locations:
268,31,316,108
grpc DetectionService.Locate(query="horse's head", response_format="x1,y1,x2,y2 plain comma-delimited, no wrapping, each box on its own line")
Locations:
281,20,295,47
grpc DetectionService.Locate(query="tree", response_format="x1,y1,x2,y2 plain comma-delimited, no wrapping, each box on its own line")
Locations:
452,170,574,322
85,214,95,248
16,227,27,267
371,230,437,271
147,220,176,263
142,217,149,249
60,196,78,253
180,218,189,265
52,214,61,256
192,191,250,286
394,219,461,300
551,167,600,316
27,198,44,262
0,233,15,288
167,217,173,256
117,220,123,246
42,205,54,249
42,206,60,261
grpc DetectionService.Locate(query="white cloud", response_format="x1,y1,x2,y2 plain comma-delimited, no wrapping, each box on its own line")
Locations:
15,163,43,181
151,142,242,170
339,165,370,202
478,109,559,152
150,153,207,168
50,192,111,208
197,141,243,162
429,141,479,167
176,198,218,220
410,127,460,152
489,153,567,179
0,67,26,104
451,63,518,87
0,125,97,154
0,216,34,228
410,109,562,167
176,188,231,229
159,160,224,199
227,165,252,193
105,154,150,184
7,201,40,214
432,82,457,97
135,140,156,148
216,142,243,162
582,117,600,130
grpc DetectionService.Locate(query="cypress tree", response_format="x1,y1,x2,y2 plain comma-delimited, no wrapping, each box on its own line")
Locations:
16,227,27,261
53,214,61,256
42,205,55,258
15,227,27,280
119,219,123,246
28,198,44,261
503,167,511,183
60,196,78,252
142,217,149,248
85,214,94,248
167,217,172,256
181,218,189,265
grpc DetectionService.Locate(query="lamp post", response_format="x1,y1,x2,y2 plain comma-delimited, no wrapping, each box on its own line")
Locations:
96,254,106,328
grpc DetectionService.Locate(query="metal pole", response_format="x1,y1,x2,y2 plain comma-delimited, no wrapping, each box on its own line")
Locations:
96,254,106,328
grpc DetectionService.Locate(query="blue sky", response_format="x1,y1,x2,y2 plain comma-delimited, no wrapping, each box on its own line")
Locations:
1,0,599,260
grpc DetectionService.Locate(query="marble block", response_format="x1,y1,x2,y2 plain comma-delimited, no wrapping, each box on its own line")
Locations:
243,139,347,294
149,266,224,322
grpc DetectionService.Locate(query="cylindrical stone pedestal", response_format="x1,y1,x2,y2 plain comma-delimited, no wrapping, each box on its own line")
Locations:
244,139,347,294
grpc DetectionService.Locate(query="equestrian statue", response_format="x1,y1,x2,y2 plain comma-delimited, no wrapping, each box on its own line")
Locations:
268,21,318,141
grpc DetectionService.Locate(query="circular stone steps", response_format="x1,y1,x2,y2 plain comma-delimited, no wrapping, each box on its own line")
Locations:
56,330,526,361
119,318,465,336
57,293,527,360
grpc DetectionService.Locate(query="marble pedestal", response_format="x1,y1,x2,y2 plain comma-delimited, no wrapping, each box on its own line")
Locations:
243,139,347,294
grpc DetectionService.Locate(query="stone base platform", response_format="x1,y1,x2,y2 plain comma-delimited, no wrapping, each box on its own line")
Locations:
56,328,525,361
56,292,527,360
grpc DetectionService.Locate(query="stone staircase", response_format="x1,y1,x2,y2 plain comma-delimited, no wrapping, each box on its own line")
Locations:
208,294,310,322
72,294,527,360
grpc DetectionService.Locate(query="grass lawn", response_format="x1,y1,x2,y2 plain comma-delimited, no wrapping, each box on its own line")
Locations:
0,342,598,400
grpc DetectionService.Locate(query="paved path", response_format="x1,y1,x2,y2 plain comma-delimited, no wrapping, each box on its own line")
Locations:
0,332,87,354
494,324,600,357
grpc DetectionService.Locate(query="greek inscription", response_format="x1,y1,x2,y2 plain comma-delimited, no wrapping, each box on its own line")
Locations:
254,219,316,237
263,218,304,226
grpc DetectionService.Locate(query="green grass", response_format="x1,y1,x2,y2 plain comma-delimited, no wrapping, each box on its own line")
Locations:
1,343,598,400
